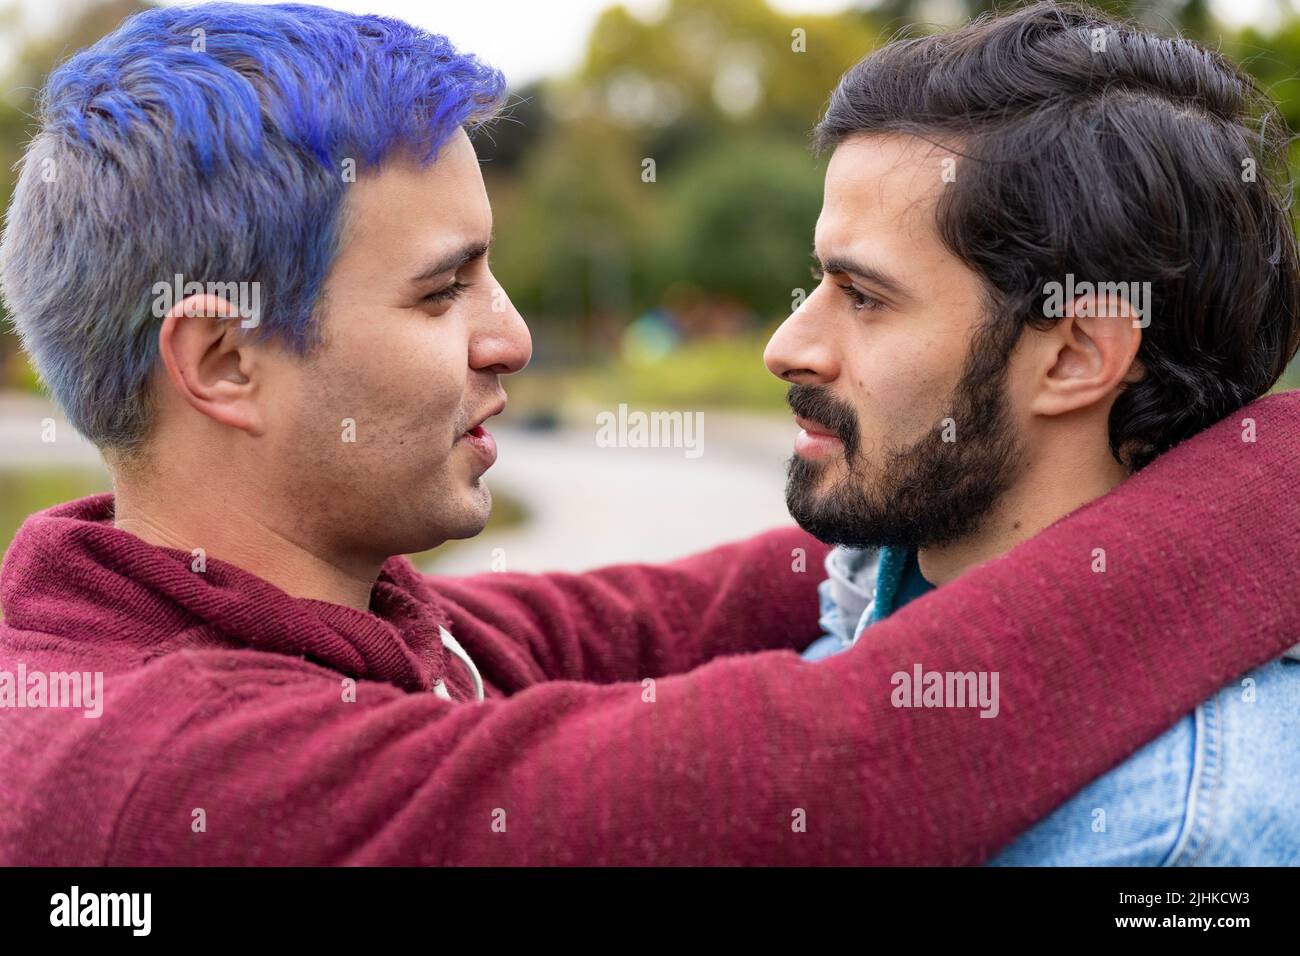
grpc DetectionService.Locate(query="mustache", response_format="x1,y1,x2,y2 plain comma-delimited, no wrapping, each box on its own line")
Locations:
786,384,859,457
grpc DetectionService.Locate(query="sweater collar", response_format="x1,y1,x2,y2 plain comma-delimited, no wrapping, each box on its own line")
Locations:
0,493,456,693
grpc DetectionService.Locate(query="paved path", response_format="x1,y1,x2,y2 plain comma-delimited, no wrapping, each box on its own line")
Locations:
426,412,799,574
0,394,101,467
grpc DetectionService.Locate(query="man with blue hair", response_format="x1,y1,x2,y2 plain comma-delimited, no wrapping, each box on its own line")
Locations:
0,3,1297,865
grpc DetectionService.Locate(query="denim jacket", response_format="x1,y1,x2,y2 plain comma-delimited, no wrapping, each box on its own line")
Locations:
803,545,1300,865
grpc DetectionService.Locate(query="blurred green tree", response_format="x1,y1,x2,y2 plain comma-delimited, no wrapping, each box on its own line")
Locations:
0,0,149,387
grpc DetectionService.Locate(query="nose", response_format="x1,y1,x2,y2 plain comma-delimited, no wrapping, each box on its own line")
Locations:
470,277,532,375
763,289,840,386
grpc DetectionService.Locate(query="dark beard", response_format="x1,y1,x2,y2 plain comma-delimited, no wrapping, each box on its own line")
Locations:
784,317,1025,551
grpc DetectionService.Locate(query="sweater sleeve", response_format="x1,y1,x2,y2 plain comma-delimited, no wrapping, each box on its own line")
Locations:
105,395,1300,865
424,527,832,687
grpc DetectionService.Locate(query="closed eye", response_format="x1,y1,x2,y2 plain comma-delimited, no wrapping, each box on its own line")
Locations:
423,280,472,305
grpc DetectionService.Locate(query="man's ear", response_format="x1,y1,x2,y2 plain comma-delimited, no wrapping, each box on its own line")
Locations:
157,294,266,437
1029,291,1144,417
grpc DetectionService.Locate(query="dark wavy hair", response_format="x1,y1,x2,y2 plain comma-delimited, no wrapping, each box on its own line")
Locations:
815,1,1300,470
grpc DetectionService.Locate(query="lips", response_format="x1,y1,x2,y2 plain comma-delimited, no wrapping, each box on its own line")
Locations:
459,423,498,467
786,384,857,461
456,399,505,468
792,413,845,460
793,414,840,439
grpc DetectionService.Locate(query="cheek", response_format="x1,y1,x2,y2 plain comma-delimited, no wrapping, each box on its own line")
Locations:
291,348,462,470
363,324,469,429
998,343,1042,421
374,377,465,467
843,323,972,450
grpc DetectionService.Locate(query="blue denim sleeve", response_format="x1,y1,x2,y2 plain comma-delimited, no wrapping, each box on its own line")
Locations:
1166,659,1300,865
986,714,1194,866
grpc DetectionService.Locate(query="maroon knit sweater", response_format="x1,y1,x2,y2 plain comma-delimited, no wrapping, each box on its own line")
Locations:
2,392,1298,865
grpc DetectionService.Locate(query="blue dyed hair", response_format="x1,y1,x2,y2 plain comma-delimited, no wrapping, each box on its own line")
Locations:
0,2,506,455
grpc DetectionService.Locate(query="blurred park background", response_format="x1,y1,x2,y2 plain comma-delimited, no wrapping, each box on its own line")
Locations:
1,0,1299,572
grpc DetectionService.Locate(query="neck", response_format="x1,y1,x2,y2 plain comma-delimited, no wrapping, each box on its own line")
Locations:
111,475,379,611
917,427,1130,587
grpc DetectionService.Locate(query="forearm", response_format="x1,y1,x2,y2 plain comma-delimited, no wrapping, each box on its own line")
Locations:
427,526,832,684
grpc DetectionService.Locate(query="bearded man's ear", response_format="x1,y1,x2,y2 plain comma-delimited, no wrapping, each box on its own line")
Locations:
1030,292,1143,418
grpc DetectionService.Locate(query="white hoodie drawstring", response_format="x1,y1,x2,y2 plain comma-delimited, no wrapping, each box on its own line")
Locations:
432,626,485,703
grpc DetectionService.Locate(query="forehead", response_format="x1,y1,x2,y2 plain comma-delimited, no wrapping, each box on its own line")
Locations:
336,130,491,266
817,134,952,256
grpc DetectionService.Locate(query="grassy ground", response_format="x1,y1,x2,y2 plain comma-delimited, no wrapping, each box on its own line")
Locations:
0,467,111,555
506,334,787,418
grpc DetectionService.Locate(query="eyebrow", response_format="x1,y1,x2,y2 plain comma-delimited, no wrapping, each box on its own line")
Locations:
409,237,492,285
813,251,912,302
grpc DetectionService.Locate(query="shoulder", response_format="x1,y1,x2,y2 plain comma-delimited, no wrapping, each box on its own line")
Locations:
989,659,1300,866
987,707,1196,866
1169,658,1300,865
